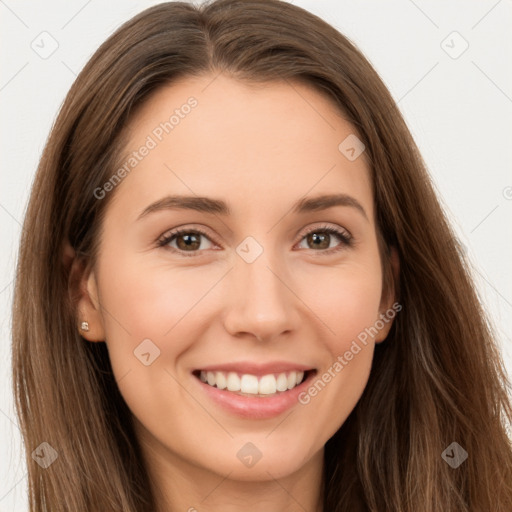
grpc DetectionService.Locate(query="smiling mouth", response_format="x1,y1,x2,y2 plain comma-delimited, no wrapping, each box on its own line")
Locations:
192,369,316,397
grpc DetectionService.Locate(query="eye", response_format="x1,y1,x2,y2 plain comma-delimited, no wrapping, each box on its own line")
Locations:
157,223,353,257
295,224,353,254
157,227,216,256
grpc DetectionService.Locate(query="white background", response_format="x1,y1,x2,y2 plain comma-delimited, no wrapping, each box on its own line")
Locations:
1,1,511,510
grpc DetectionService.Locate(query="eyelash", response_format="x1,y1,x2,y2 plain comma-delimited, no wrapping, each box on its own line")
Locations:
157,224,353,258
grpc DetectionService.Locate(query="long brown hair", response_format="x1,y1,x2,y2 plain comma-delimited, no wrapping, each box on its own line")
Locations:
12,0,512,510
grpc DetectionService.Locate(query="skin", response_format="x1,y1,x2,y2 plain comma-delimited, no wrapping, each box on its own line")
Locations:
74,73,398,512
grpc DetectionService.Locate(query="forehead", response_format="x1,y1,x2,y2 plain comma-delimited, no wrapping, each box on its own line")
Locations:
110,73,373,223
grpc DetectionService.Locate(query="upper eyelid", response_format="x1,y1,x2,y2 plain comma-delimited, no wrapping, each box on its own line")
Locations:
295,223,351,240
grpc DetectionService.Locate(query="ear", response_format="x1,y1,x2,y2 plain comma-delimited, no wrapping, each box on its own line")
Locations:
63,240,106,342
375,245,400,343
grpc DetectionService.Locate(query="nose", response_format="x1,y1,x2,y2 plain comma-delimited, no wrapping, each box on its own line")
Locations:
222,248,300,343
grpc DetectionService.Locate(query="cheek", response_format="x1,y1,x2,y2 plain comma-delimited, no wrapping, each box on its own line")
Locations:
95,252,232,418
97,251,219,345
292,260,383,430
327,280,382,351
302,261,383,353
94,253,214,428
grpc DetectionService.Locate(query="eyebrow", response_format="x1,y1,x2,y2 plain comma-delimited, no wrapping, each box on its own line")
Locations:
136,193,368,221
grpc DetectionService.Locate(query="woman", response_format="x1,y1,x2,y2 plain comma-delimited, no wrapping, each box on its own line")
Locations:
11,0,512,510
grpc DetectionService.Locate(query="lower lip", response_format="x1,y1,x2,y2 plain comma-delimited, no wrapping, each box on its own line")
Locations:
193,371,316,420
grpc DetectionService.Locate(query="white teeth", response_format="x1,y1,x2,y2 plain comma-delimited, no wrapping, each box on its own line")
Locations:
240,374,259,394
226,372,241,391
276,373,288,392
198,369,308,395
258,374,277,395
215,371,227,390
287,371,296,390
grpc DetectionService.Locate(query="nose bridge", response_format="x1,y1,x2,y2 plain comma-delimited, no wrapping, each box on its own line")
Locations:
223,238,297,341
242,248,283,306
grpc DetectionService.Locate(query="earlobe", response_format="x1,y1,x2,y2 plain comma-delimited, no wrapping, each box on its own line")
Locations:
64,240,106,343
77,268,106,342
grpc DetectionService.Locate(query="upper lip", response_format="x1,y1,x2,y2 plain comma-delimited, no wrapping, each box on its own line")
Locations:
194,361,315,377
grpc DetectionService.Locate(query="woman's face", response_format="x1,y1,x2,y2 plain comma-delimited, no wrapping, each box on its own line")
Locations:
79,74,396,485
